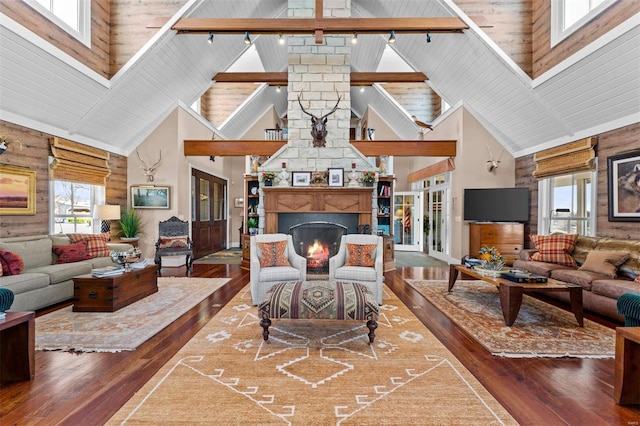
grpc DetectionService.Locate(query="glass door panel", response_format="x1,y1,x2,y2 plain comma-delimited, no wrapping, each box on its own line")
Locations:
199,178,210,221
393,192,421,251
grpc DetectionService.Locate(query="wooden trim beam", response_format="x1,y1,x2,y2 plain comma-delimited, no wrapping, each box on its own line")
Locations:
173,17,468,35
212,72,427,85
183,140,456,157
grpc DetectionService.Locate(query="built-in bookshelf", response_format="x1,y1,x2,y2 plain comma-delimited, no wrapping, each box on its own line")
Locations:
376,176,393,236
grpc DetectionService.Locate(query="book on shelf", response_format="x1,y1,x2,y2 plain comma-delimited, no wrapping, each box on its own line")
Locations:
378,185,391,197
501,270,548,283
91,266,125,277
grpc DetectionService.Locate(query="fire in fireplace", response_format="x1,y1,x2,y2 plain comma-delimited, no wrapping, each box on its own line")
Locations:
290,222,347,275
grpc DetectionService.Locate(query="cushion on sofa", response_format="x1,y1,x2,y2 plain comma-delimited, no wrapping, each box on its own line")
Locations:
0,250,24,275
0,238,53,269
346,243,377,267
0,272,50,295
53,242,92,264
549,269,605,291
591,278,640,300
67,233,110,258
258,241,291,267
29,262,93,285
512,259,574,277
578,250,629,278
572,236,599,265
595,238,640,276
529,234,579,267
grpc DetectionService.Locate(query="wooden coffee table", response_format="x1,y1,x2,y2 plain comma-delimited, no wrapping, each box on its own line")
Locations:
0,311,35,383
448,265,584,327
73,265,158,312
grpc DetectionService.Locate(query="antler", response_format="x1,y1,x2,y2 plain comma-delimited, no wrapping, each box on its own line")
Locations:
136,150,162,182
320,92,342,120
297,91,316,119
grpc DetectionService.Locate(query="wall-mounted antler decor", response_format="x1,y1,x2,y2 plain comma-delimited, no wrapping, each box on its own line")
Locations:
136,150,162,182
297,91,341,148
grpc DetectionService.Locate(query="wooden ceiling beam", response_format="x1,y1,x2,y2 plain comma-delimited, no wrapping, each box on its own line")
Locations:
173,17,468,35
183,140,456,157
212,72,427,85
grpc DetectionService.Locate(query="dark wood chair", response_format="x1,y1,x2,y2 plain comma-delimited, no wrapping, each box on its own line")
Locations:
154,216,193,274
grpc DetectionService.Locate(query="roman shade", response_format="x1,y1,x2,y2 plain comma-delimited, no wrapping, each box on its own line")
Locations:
49,137,111,185
533,137,597,179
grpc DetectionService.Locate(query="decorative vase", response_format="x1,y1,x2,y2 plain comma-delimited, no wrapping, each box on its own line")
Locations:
347,167,360,187
278,168,289,187
264,180,273,187
0,288,15,317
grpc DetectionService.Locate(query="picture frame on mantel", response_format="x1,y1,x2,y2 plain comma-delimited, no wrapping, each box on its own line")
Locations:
0,165,36,215
607,149,640,222
292,172,311,187
328,168,344,187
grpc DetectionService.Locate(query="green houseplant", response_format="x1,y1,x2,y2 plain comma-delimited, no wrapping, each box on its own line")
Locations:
247,217,258,235
118,207,142,240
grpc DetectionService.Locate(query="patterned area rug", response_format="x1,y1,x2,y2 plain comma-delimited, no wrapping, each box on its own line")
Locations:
35,277,230,352
406,279,615,358
193,249,242,265
106,285,517,425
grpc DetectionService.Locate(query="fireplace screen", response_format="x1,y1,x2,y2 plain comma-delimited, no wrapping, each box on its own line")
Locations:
290,222,347,275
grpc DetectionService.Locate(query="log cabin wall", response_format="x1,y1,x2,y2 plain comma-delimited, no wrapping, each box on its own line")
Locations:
201,83,260,128
515,123,640,246
0,121,128,239
0,0,110,78
531,0,640,78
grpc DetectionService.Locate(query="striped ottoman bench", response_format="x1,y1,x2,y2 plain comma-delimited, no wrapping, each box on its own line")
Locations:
258,280,379,343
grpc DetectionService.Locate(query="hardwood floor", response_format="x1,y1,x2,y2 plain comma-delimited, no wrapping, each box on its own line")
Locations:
1,264,638,425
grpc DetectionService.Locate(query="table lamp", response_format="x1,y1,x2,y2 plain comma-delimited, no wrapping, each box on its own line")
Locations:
93,204,121,235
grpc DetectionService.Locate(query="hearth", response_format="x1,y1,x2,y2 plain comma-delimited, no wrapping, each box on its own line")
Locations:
289,222,347,275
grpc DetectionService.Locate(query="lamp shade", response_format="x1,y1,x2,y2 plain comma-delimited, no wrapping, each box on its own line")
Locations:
93,205,121,220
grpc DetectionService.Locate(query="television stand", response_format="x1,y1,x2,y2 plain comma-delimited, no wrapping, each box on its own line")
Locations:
469,222,524,265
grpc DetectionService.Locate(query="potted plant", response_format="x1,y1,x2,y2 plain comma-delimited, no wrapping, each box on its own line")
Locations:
361,171,376,187
262,171,277,186
247,217,258,235
118,207,142,240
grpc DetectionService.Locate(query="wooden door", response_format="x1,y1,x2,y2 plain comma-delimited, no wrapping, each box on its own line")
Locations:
191,169,227,259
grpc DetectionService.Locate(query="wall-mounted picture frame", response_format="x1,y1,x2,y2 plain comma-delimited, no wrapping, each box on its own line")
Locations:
328,168,344,187
131,185,170,209
292,172,311,187
0,165,36,215
608,149,640,222
234,197,244,208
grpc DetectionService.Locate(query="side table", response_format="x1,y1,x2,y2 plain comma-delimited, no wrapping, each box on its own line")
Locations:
0,311,35,383
614,326,640,404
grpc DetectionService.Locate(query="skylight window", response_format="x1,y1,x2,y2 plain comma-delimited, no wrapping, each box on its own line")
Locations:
551,0,618,46
23,0,91,47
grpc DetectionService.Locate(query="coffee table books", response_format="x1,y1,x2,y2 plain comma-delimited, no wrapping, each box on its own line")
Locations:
91,266,125,277
501,270,548,283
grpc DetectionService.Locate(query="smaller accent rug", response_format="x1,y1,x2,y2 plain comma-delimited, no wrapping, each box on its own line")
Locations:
193,249,242,265
35,277,229,352
405,280,616,358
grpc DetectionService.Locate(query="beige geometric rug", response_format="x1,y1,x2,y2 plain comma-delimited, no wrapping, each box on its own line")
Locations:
106,285,518,425
35,277,229,353
406,279,616,358
193,249,242,265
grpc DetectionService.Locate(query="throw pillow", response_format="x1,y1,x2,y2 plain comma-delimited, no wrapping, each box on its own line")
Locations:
0,250,25,276
67,233,110,258
530,234,579,267
579,250,629,278
53,241,92,264
345,243,376,267
158,235,189,248
258,241,291,268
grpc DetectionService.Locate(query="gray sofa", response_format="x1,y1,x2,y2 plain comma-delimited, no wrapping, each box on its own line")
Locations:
513,235,640,322
0,234,133,312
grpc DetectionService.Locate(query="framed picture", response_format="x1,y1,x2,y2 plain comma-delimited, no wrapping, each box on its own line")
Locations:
131,185,170,209
292,172,311,187
328,168,344,187
234,197,244,208
608,149,640,222
0,165,36,215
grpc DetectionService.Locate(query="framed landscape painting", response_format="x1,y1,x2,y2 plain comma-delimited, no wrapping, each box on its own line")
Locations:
608,149,640,222
131,185,170,209
0,165,36,215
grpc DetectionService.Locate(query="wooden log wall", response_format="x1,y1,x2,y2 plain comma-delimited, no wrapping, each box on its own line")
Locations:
201,83,261,128
532,0,639,78
515,123,640,245
0,121,127,239
0,0,110,78
382,83,441,124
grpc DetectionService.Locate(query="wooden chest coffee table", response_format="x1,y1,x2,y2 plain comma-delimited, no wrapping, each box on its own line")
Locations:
448,265,583,327
73,265,158,312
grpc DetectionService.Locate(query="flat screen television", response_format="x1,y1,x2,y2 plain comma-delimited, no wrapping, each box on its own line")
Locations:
463,187,530,223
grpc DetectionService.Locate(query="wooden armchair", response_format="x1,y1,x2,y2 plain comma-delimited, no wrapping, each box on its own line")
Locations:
154,216,193,273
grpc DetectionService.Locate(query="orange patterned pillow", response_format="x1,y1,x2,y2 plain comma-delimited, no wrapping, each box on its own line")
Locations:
53,241,92,264
258,241,291,268
530,234,578,267
67,233,110,258
345,243,376,267
158,236,189,248
0,250,24,275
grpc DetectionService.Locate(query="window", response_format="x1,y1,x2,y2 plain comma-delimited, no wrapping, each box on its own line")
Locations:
51,181,105,234
538,170,597,236
23,0,91,47
551,0,618,46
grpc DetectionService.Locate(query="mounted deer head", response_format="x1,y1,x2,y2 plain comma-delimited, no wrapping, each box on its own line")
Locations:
136,149,162,182
486,144,504,173
297,91,342,147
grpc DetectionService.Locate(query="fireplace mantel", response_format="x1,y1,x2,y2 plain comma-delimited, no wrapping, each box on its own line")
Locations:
263,187,374,233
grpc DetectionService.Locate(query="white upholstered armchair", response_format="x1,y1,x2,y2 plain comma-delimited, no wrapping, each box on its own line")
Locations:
329,234,384,304
250,234,307,305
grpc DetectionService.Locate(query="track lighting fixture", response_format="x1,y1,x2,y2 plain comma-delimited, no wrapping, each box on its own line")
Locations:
244,31,251,45
351,32,358,44
388,30,396,44
276,86,281,92
360,86,365,93
426,32,431,43
279,33,285,45
207,31,214,44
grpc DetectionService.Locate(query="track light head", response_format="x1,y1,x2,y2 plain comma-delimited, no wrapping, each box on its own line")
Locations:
351,32,358,44
276,86,281,92
388,30,396,45
244,31,251,45
426,32,431,43
279,33,285,45
360,86,365,93
207,31,214,44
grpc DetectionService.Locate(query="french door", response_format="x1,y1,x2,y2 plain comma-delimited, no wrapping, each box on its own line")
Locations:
393,192,422,251
191,169,227,258
423,174,450,262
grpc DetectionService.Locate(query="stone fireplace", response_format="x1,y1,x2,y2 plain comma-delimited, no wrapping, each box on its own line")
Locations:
289,222,347,275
